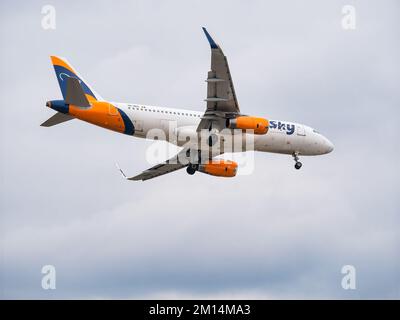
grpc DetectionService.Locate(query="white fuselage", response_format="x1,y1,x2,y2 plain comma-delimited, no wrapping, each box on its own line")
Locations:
113,102,334,156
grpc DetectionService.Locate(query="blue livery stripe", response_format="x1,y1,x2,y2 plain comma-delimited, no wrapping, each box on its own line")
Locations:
202,27,218,49
53,65,97,101
117,108,135,135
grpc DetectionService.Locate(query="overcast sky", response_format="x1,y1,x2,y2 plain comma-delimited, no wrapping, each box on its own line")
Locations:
0,0,399,299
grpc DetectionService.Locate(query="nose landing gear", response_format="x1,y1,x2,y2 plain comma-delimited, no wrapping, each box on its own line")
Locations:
292,152,302,170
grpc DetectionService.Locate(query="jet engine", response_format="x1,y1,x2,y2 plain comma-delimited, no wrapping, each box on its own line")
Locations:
197,160,238,177
227,116,269,134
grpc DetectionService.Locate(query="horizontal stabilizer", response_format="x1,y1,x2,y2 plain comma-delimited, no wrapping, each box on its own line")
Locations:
40,112,74,127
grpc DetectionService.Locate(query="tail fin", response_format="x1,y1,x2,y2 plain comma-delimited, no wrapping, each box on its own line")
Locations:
50,56,103,102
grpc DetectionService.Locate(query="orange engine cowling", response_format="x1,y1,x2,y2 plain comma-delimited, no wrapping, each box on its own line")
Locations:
198,160,238,178
227,116,269,134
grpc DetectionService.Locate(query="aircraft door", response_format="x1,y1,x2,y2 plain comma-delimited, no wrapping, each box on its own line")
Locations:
133,120,143,132
297,125,306,136
108,103,119,116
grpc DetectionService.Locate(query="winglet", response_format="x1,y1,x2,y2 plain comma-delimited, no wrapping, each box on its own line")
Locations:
202,27,218,49
115,163,128,180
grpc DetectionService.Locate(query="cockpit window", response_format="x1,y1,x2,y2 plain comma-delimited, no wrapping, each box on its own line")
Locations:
313,129,320,134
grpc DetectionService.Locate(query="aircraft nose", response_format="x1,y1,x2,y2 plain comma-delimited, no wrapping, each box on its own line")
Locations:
323,137,334,154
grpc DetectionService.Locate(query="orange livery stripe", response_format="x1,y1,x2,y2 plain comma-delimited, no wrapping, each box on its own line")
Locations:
50,56,76,74
69,102,126,134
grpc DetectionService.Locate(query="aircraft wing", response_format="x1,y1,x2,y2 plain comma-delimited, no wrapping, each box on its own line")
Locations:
117,144,224,181
119,161,186,181
117,147,193,181
198,27,241,132
118,29,239,182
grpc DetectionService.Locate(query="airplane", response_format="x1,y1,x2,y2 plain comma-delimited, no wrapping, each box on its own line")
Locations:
42,27,334,181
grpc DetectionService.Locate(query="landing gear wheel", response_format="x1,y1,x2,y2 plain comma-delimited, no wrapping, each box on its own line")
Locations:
294,162,302,170
186,165,196,175
292,152,302,170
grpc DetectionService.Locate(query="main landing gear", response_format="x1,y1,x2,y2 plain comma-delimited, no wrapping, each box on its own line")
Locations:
186,164,198,175
185,149,200,175
292,152,302,170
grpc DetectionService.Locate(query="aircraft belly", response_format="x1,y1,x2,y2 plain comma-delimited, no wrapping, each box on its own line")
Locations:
256,132,291,154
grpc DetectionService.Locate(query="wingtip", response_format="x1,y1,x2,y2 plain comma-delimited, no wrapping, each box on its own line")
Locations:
115,162,127,179
202,27,218,49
